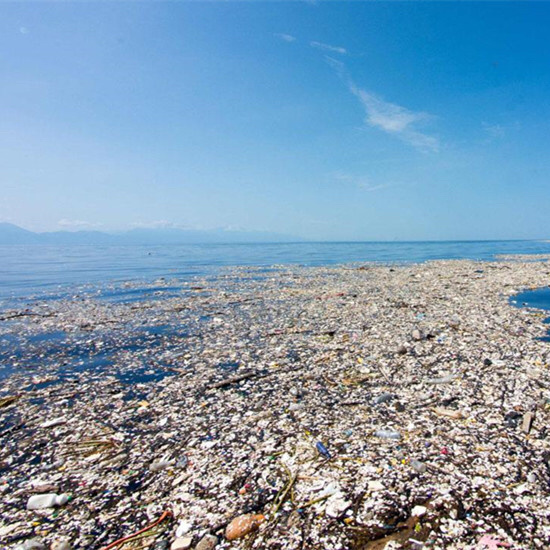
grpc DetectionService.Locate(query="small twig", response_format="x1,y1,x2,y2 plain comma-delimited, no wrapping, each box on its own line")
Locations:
378,366,392,384
298,493,335,509
0,311,55,321
272,464,298,515
0,395,19,408
208,370,271,390
100,510,172,550
68,439,115,446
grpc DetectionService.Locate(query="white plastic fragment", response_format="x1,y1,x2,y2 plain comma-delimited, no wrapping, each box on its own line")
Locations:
411,505,428,517
27,494,69,510
40,417,67,428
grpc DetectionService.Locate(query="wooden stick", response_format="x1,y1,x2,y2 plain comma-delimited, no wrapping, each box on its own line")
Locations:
208,370,271,390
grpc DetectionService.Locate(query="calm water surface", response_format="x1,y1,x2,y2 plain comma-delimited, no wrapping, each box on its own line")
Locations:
2,240,550,301
512,287,550,342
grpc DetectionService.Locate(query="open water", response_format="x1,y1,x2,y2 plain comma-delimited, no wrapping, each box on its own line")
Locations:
512,286,550,341
2,240,550,301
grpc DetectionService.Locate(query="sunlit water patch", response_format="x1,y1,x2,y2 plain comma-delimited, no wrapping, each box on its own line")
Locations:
511,286,550,342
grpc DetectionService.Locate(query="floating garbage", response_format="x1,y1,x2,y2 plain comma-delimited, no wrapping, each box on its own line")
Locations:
410,459,428,473
225,514,265,541
373,392,394,404
13,539,46,550
27,494,69,510
374,429,402,440
1,258,550,548
315,441,332,459
426,374,458,384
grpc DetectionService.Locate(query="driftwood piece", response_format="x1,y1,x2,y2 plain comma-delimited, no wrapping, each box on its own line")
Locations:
208,370,271,390
0,311,55,321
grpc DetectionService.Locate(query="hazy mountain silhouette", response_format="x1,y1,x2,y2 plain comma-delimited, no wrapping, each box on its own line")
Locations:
0,223,42,244
0,223,300,245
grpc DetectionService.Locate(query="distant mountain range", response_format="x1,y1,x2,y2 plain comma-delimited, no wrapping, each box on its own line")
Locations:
0,223,301,245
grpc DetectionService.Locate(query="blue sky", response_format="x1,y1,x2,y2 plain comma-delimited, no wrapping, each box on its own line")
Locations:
1,1,550,240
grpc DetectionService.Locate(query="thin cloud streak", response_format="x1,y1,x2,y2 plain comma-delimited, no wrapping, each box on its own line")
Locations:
310,41,347,55
333,172,396,192
274,33,296,43
357,181,395,192
325,57,439,152
351,87,439,152
130,220,184,230
482,122,505,139
57,219,103,229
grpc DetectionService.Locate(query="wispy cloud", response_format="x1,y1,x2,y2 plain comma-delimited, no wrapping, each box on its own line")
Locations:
222,225,246,232
351,88,439,152
482,122,505,139
58,219,103,230
333,172,396,192
130,220,182,230
274,33,296,43
310,41,347,55
325,57,439,152
357,181,395,192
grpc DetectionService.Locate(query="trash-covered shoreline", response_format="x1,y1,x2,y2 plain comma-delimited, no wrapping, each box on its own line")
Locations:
1,258,550,549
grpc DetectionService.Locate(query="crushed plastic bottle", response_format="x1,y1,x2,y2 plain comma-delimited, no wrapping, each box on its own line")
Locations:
374,429,402,440
176,456,189,468
426,374,457,384
150,459,174,472
410,459,427,473
373,392,394,405
27,493,69,510
14,539,46,550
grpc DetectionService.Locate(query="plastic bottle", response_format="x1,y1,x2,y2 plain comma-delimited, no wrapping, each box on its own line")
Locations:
315,441,332,459
427,374,457,384
373,393,394,405
27,493,69,510
150,459,174,472
14,538,46,550
410,459,427,473
374,429,401,440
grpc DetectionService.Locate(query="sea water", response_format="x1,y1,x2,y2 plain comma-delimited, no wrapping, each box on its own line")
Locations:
511,286,550,341
2,240,550,301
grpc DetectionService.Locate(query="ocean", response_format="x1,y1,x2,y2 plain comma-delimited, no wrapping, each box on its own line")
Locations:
2,240,550,302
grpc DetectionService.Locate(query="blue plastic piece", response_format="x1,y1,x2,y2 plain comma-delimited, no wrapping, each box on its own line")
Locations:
316,441,332,459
